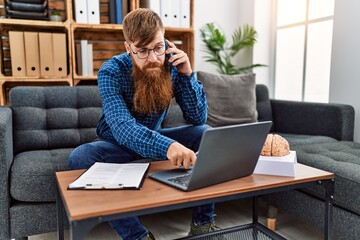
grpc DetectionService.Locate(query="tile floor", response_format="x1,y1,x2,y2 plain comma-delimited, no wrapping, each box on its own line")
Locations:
27,198,323,240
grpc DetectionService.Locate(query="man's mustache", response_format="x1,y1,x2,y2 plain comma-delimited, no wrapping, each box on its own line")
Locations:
143,62,162,70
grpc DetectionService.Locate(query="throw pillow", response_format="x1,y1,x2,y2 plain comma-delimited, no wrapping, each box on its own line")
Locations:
197,71,258,127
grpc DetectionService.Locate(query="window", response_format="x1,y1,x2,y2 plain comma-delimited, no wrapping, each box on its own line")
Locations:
274,0,335,102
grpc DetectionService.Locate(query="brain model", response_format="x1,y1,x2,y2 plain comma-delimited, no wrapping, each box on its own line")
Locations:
261,134,290,157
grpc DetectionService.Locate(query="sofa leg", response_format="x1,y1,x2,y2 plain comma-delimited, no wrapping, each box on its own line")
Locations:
267,205,278,231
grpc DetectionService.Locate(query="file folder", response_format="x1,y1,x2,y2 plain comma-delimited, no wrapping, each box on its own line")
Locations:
172,0,181,28
80,40,89,76
86,0,100,24
39,32,54,77
122,0,129,19
160,0,171,27
75,43,83,75
143,0,160,16
74,0,88,23
24,31,40,77
52,33,67,77
9,31,26,77
180,0,190,28
108,0,116,23
87,43,93,77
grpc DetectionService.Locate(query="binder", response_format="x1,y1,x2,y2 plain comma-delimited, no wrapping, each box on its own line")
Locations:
86,0,100,24
122,0,129,19
180,0,190,28
24,31,40,77
74,0,88,23
87,43,93,76
115,0,123,24
171,0,181,28
145,0,160,16
39,32,54,77
160,0,171,27
80,40,88,76
108,0,116,23
75,43,83,75
52,33,67,77
9,31,26,77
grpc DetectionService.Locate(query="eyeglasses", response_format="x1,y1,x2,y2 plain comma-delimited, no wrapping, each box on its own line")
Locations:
129,44,166,59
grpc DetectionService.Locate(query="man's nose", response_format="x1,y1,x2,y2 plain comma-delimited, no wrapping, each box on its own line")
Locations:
147,50,158,62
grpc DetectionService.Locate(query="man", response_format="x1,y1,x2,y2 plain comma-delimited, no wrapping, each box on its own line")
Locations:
68,8,219,240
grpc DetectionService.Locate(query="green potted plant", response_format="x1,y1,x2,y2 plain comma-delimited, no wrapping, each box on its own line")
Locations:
50,10,62,22
200,22,265,75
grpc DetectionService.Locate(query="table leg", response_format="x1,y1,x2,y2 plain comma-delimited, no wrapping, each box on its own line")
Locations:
322,178,335,240
252,196,258,223
56,187,64,240
70,218,100,240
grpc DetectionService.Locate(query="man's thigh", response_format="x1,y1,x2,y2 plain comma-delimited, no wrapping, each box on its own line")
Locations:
158,124,211,151
68,138,142,169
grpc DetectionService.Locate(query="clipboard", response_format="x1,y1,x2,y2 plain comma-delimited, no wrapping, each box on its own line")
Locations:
68,162,150,190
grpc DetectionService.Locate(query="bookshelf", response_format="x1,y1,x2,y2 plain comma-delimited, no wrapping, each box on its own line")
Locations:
0,0,194,105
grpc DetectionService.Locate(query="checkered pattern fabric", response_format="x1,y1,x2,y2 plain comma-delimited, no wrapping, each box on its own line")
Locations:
96,53,207,159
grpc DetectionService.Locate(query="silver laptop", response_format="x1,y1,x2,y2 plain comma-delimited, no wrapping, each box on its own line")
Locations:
149,121,272,191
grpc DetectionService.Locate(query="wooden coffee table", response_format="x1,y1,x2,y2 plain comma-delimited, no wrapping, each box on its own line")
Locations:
56,161,334,240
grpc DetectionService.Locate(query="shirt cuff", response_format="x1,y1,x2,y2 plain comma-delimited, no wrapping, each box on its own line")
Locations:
153,134,176,159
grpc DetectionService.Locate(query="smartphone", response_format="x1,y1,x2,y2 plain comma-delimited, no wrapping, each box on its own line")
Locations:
164,38,175,72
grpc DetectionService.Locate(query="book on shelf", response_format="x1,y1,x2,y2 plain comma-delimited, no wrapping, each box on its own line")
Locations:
68,162,150,190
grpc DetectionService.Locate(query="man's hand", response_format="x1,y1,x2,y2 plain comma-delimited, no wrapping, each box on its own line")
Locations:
165,39,192,76
166,142,196,169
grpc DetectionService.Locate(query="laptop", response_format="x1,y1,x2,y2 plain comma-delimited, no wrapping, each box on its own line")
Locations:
149,121,272,191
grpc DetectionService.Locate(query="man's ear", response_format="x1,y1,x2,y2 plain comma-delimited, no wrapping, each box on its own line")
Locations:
124,42,131,54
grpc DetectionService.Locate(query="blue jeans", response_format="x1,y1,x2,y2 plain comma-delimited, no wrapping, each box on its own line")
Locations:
68,124,215,240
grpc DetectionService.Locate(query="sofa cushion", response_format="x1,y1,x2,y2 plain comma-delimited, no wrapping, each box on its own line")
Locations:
197,71,258,127
10,149,73,202
276,133,337,147
294,141,360,215
10,86,102,154
255,84,273,123
162,84,273,129
161,100,188,128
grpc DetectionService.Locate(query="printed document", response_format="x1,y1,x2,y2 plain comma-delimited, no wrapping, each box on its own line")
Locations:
68,162,150,189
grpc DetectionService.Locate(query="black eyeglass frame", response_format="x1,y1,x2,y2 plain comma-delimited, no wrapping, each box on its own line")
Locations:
129,44,166,60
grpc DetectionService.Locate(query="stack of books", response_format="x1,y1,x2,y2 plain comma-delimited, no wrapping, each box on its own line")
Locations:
5,0,49,20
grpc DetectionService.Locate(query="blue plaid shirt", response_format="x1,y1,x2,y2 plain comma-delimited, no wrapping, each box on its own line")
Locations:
96,53,207,159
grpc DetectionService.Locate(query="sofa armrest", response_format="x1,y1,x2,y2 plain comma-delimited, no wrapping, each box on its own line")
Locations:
270,99,355,141
0,107,13,239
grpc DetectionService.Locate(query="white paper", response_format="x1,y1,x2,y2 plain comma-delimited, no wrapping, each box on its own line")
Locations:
69,162,150,189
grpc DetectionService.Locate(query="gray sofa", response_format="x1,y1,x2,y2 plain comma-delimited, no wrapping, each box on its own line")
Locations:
0,84,358,239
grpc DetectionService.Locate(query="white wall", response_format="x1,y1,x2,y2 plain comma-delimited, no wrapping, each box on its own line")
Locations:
193,0,271,88
330,0,360,142
193,0,254,74
253,0,273,90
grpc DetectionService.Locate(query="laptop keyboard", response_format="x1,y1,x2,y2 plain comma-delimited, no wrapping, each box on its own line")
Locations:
167,174,191,187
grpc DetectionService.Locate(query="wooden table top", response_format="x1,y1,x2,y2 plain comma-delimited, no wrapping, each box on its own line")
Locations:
56,161,334,221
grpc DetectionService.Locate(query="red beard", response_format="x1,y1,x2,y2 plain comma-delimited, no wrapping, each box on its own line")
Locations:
132,60,173,115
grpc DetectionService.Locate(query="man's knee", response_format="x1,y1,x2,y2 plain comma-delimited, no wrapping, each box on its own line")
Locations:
68,143,96,170
193,124,212,138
